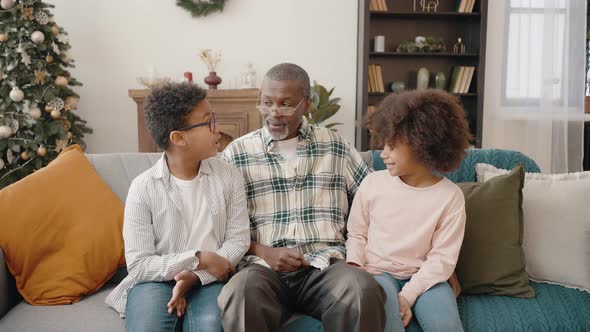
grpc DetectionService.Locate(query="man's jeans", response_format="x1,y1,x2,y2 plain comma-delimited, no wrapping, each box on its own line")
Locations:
125,281,223,332
374,273,464,332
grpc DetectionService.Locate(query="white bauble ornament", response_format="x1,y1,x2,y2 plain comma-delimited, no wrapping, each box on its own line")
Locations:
50,109,61,119
9,87,24,102
0,0,16,10
0,158,4,170
31,31,45,44
29,106,42,120
55,76,68,86
37,146,47,157
0,125,12,139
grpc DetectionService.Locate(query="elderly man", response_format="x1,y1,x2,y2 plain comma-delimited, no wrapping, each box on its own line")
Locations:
219,63,385,332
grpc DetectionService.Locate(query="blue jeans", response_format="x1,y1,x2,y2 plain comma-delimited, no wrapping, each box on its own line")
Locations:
374,273,463,332
125,281,223,332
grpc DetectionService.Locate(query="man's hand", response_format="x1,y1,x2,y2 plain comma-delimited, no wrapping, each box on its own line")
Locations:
261,247,309,272
398,295,412,327
167,270,199,317
197,251,235,281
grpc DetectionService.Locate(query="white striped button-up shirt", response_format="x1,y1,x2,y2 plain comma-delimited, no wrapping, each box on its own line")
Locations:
105,154,250,316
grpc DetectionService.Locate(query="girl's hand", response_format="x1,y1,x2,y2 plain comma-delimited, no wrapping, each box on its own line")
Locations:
398,295,412,327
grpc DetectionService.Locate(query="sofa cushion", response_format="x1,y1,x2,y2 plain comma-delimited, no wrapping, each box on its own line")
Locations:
0,145,125,305
455,166,535,297
476,163,590,292
0,285,125,332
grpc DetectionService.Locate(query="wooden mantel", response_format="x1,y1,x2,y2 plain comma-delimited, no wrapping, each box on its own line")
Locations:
129,88,261,152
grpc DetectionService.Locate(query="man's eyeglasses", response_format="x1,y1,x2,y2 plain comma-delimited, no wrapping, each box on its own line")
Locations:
175,112,216,132
256,95,304,117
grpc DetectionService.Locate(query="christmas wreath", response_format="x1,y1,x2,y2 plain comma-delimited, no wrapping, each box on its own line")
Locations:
176,0,226,17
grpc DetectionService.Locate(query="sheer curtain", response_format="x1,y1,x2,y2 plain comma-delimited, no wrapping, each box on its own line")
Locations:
482,0,586,173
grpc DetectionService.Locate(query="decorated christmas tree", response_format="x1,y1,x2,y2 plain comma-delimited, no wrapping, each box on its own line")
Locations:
0,0,91,188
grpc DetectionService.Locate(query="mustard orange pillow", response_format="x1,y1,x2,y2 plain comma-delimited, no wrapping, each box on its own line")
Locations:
0,145,124,305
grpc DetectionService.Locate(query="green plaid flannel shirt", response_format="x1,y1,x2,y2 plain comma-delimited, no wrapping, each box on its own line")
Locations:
221,118,370,269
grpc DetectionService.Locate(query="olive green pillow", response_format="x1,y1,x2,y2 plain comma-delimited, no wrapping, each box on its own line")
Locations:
456,165,535,298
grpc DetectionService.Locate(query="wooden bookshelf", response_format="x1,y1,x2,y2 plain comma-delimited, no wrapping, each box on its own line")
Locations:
355,0,488,150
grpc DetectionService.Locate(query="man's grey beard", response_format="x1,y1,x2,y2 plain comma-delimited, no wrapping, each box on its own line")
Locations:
264,122,290,141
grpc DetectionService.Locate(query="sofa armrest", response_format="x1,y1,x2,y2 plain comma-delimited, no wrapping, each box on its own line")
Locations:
0,248,20,319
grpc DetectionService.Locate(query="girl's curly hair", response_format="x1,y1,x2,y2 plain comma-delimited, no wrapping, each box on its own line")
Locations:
367,89,472,172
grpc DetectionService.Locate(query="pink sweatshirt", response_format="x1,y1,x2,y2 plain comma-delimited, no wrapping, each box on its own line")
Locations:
346,170,466,307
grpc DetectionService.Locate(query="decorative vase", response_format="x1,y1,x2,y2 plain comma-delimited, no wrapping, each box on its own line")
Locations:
417,67,430,90
390,81,406,93
204,71,222,90
435,72,446,90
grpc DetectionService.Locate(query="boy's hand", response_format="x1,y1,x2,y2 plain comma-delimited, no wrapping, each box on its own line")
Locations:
197,251,235,281
262,247,309,272
167,270,199,317
398,295,412,327
449,272,462,297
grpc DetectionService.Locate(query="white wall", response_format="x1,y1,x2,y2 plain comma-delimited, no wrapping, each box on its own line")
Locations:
49,0,359,153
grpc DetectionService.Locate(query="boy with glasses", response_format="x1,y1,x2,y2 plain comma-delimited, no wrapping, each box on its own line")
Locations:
105,82,250,332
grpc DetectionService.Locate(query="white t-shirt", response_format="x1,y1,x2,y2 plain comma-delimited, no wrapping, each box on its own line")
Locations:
172,174,218,253
270,137,299,169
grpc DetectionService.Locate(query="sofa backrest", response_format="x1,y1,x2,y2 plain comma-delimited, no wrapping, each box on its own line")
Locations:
370,148,541,182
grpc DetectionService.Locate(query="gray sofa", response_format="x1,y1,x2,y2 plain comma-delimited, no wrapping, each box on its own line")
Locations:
0,152,376,332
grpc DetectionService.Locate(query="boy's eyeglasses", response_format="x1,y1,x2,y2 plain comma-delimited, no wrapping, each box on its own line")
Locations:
256,95,304,117
175,112,216,132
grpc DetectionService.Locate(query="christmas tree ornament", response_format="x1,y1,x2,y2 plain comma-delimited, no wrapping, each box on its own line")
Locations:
64,96,78,111
31,31,45,44
52,42,60,54
51,25,59,36
28,106,41,119
55,75,68,86
55,139,68,153
60,52,70,63
35,11,49,24
48,97,64,111
66,131,72,139
37,146,47,157
50,109,61,119
0,125,12,139
0,0,16,10
20,151,30,161
20,5,34,20
10,119,19,133
46,54,54,63
34,70,46,85
20,51,31,66
0,34,8,42
9,87,24,102
0,158,4,170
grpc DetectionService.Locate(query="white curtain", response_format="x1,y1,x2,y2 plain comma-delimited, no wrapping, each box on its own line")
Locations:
482,0,587,173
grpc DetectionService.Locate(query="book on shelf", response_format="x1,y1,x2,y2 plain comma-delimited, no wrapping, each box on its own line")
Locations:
449,66,476,94
457,0,468,12
376,65,385,93
467,0,476,13
369,0,388,12
368,64,377,93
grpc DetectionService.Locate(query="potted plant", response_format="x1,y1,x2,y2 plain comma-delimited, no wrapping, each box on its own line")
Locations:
306,81,343,131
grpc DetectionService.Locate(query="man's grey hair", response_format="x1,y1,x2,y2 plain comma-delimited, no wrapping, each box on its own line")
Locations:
263,63,310,98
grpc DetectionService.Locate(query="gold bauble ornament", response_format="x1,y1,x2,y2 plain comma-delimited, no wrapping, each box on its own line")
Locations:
50,109,61,119
55,76,68,87
20,151,30,161
51,25,59,36
37,146,47,157
46,54,54,63
0,34,8,42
